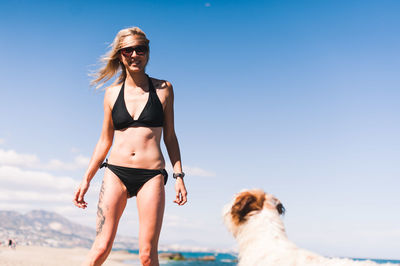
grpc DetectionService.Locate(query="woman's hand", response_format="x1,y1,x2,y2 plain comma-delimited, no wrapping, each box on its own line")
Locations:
73,180,90,209
174,178,187,205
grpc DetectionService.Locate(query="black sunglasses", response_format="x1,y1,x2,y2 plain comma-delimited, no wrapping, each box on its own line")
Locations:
119,45,148,57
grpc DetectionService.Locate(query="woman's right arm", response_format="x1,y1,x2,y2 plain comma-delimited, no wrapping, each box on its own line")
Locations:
73,89,115,209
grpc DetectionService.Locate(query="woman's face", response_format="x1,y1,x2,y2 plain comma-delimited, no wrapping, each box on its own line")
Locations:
118,35,149,73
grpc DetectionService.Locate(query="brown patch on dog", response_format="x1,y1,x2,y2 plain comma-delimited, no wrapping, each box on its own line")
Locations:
231,190,266,225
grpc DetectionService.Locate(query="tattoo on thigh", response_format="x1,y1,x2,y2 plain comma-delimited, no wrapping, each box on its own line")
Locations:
96,180,106,236
96,207,105,236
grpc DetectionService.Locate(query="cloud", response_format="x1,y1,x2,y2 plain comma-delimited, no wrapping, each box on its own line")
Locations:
0,189,72,203
165,163,216,177
0,149,39,166
163,214,189,227
0,148,105,233
185,166,216,177
0,202,33,211
0,148,215,177
0,148,89,171
70,147,80,153
43,155,90,171
0,138,5,145
0,164,102,214
0,164,102,199
0,165,77,192
163,214,205,229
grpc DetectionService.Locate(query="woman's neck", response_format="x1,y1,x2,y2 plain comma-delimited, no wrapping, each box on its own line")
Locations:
125,71,148,88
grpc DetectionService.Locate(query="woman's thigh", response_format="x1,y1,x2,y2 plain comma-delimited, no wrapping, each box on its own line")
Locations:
136,174,165,248
95,168,128,243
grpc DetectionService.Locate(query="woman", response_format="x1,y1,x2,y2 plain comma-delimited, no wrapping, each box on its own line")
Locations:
73,27,187,266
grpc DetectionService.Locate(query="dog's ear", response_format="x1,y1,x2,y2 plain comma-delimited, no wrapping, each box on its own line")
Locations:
231,191,265,225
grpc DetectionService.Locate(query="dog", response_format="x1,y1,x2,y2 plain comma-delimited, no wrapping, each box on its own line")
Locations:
223,189,398,266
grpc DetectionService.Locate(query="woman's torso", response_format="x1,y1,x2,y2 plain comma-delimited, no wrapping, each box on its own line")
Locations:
107,76,168,169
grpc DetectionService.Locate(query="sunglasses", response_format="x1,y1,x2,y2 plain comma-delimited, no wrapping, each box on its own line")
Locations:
119,45,148,57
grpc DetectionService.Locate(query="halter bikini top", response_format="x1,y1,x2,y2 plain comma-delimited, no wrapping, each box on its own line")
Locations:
112,75,164,130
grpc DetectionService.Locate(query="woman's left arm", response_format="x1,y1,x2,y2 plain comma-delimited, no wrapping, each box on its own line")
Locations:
163,81,187,206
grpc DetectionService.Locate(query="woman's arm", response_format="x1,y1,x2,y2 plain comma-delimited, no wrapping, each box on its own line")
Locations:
73,89,115,208
163,81,187,206
83,91,114,183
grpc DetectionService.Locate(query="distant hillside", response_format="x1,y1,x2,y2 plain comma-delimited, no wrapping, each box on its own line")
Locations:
0,210,138,249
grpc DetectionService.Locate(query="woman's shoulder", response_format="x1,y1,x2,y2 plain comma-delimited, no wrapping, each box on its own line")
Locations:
103,83,123,106
150,76,172,90
104,83,122,95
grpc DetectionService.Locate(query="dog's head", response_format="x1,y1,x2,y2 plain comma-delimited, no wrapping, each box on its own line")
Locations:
223,189,285,236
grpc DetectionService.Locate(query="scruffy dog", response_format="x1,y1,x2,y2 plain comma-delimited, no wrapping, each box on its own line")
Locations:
223,189,398,266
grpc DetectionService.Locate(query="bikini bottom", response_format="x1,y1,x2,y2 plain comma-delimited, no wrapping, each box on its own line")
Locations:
100,159,168,198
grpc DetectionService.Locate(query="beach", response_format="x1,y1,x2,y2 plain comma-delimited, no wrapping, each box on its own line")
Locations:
0,246,138,266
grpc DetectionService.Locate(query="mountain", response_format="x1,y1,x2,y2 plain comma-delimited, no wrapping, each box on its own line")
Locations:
0,210,138,249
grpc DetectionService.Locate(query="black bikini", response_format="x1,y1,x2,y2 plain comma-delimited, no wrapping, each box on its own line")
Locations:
112,75,164,129
100,75,168,198
100,159,167,197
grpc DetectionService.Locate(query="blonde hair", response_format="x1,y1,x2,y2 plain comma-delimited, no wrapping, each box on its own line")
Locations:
91,27,150,89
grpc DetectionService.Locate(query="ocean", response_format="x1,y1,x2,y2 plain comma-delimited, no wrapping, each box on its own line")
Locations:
122,251,400,265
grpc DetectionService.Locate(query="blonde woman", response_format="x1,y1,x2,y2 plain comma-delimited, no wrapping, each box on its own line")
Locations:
73,27,187,266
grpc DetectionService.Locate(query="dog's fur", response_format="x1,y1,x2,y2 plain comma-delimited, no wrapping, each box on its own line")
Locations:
223,189,398,266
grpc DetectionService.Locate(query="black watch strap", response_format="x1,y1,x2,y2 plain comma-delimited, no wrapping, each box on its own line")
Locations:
173,172,185,179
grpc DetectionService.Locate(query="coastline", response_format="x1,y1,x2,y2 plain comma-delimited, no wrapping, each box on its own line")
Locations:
0,246,138,266
1,245,399,266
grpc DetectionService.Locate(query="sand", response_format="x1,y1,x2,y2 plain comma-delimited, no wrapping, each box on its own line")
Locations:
0,246,139,266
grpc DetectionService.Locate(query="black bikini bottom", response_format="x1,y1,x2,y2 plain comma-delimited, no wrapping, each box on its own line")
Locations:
100,159,168,198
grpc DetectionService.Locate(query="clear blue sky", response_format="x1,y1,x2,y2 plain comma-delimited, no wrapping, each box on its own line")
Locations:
0,0,399,259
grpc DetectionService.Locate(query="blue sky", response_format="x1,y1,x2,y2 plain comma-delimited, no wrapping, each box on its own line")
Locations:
0,0,399,259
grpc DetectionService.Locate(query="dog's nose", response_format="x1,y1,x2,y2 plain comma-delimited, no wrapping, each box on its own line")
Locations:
276,203,285,215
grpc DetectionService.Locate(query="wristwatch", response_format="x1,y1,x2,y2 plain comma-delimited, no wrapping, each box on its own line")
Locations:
173,172,185,179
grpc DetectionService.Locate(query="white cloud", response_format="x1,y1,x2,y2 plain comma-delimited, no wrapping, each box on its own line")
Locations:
75,155,90,166
43,155,90,171
0,149,39,167
70,147,80,153
185,166,216,177
163,214,189,227
0,202,33,211
0,165,77,191
165,163,216,177
0,148,89,171
0,165,102,208
0,163,103,233
0,189,72,203
0,148,215,177
163,213,205,229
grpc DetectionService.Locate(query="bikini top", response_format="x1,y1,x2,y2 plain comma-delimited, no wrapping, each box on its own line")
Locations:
111,75,164,130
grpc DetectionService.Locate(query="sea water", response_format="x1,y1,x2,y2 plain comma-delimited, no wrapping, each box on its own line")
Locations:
123,251,237,266
122,250,400,265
